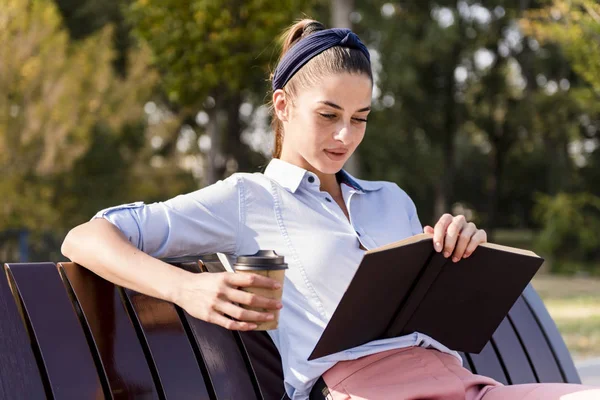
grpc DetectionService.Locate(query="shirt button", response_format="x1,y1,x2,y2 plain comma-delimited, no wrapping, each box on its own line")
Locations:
308,176,315,183
325,197,332,202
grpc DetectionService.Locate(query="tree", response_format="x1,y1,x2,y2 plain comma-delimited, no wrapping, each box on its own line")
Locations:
126,0,318,184
0,0,157,232
351,1,600,237
523,0,600,93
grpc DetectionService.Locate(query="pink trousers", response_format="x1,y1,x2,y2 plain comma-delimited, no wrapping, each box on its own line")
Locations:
321,346,600,400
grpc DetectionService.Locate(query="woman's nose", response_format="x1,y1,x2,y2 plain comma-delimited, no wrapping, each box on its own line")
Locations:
334,121,353,142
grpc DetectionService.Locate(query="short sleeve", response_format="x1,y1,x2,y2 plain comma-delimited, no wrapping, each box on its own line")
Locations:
394,184,423,236
92,175,244,259
407,195,423,235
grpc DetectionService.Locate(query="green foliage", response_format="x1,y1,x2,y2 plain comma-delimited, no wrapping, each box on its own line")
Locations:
523,0,600,93
355,1,600,233
126,0,318,107
534,192,600,273
0,0,157,232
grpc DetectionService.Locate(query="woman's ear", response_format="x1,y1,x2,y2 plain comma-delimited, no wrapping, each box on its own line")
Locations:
273,89,289,122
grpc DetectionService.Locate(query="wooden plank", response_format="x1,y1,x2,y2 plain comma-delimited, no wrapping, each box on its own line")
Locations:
0,265,47,400
58,262,160,399
522,284,581,384
458,352,472,373
239,331,287,400
181,314,260,399
509,296,564,383
5,262,104,399
491,316,537,384
178,262,260,400
121,287,212,399
467,340,509,385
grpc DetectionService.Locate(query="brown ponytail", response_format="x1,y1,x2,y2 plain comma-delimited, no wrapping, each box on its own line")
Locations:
269,19,324,159
268,19,372,159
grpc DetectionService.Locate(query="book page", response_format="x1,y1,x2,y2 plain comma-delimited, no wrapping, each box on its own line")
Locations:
366,233,432,254
367,233,539,258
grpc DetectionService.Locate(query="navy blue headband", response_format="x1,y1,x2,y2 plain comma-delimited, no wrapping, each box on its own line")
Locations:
272,28,370,91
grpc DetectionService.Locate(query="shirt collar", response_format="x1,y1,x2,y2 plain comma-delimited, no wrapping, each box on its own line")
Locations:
264,158,384,194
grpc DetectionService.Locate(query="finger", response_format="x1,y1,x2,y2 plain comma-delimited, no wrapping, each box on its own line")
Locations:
226,287,282,310
463,229,487,258
215,300,275,323
424,225,434,234
433,214,453,252
443,215,467,258
224,272,282,290
452,222,477,262
207,312,258,331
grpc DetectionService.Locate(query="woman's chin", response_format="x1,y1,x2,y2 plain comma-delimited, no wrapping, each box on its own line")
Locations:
316,155,347,173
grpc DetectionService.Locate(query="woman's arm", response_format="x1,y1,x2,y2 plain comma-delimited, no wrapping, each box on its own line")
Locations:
61,218,282,330
62,218,189,303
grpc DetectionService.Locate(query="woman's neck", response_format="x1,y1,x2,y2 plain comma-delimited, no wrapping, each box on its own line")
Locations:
277,155,342,198
314,170,342,199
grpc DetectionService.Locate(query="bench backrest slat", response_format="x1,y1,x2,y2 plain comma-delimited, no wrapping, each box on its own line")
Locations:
5,262,104,399
508,296,564,383
458,352,472,372
522,285,581,384
490,317,537,384
239,331,289,400
178,262,261,400
466,340,509,385
58,262,161,399
0,265,47,400
121,287,212,399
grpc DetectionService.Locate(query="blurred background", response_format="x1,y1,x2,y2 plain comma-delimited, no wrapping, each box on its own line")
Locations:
1,0,600,382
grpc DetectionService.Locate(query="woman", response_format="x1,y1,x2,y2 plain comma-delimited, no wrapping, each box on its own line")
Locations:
62,19,598,400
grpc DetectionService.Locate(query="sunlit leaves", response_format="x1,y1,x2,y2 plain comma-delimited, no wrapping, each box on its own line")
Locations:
0,0,157,230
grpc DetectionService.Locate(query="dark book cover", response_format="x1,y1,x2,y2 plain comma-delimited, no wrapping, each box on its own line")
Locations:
308,234,544,361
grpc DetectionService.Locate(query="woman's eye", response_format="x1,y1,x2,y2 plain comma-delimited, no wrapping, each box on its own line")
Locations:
320,113,336,119
353,118,368,123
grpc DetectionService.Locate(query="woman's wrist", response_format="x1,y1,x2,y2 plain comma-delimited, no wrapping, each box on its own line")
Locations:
158,263,194,306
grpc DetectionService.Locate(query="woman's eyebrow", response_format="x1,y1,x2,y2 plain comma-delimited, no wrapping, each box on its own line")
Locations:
317,100,371,112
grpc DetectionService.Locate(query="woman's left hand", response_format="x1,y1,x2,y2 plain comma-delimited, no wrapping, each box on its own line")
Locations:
423,214,487,263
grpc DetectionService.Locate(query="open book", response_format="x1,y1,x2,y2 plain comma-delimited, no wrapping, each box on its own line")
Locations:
308,233,544,361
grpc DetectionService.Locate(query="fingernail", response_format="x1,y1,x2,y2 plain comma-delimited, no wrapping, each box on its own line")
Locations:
463,252,470,258
266,314,274,320
274,283,282,289
435,242,442,251
248,323,257,329
443,252,450,258
277,302,283,309
452,257,459,263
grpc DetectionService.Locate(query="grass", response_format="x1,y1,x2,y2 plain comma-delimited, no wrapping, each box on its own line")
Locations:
531,275,600,361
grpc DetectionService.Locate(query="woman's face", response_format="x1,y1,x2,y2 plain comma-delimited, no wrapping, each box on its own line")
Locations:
276,72,372,175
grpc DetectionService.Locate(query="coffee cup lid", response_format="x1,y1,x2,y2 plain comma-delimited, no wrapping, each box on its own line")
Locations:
234,250,288,271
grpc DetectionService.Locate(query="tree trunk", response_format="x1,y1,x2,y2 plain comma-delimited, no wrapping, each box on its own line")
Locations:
487,138,504,241
223,92,253,173
206,106,219,185
331,0,361,177
330,0,353,29
434,52,459,219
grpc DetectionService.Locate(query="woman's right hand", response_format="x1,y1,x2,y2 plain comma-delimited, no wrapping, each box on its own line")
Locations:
174,271,283,331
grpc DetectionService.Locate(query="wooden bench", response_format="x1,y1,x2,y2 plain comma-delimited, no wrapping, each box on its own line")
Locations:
0,258,581,399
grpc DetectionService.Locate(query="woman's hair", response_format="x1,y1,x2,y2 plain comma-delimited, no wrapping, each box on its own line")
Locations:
269,19,373,159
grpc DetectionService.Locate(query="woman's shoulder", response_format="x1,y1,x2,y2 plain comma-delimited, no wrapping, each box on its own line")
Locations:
219,171,278,198
344,172,413,200
225,171,272,187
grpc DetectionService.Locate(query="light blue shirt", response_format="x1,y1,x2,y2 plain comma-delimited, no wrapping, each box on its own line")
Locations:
94,158,461,400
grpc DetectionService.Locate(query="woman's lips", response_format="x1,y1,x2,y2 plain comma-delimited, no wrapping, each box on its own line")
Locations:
324,149,347,161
